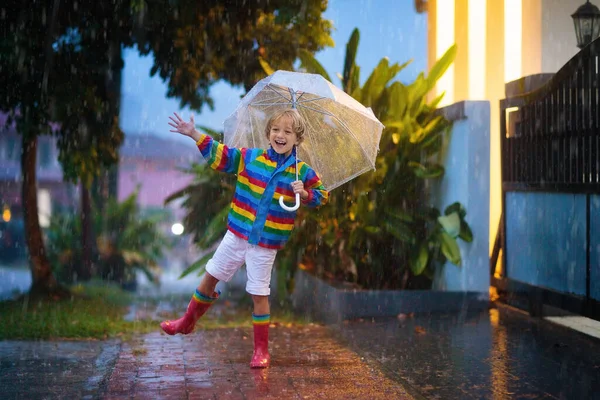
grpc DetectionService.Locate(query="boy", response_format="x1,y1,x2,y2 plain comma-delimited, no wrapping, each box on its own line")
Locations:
162,109,328,368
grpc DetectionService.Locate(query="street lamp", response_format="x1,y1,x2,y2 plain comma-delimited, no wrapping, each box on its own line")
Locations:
572,0,600,49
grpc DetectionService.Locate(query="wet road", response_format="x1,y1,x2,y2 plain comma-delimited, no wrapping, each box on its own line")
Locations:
332,304,600,399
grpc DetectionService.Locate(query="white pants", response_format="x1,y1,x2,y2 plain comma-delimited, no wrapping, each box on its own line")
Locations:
205,230,278,296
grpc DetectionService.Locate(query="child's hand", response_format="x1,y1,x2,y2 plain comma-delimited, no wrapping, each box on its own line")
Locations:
168,112,201,141
291,180,308,200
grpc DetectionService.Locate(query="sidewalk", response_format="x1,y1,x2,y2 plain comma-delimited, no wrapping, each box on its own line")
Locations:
331,304,600,399
4,288,600,399
103,325,413,399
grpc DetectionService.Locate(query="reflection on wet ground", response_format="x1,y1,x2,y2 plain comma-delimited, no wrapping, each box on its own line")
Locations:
104,326,413,399
0,340,120,399
332,304,600,399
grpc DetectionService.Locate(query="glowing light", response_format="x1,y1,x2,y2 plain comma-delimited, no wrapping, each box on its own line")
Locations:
171,223,184,235
2,207,10,222
504,0,522,82
468,0,486,99
436,0,455,106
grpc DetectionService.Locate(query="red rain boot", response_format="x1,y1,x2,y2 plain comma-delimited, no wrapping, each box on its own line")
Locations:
160,289,219,335
250,323,270,368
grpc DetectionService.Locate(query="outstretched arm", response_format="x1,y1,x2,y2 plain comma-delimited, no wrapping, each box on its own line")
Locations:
168,112,202,141
169,112,241,174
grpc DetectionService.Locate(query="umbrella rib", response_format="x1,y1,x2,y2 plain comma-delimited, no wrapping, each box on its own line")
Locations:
265,84,293,102
250,101,295,107
299,103,376,172
296,96,328,104
297,104,335,116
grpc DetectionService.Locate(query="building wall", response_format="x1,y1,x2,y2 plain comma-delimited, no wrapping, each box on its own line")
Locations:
432,101,490,293
0,128,196,225
118,157,194,218
541,0,591,73
0,130,74,226
426,0,598,257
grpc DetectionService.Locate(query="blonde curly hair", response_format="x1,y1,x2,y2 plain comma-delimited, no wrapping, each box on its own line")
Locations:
264,109,306,144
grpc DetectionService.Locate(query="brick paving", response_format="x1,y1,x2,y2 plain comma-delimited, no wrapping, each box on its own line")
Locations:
103,324,414,400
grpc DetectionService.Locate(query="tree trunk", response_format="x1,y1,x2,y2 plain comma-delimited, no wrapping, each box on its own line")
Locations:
79,183,93,281
22,135,66,297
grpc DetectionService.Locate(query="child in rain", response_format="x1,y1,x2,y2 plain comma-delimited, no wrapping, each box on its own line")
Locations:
161,109,328,368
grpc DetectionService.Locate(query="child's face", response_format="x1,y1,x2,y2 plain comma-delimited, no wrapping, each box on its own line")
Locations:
268,115,298,157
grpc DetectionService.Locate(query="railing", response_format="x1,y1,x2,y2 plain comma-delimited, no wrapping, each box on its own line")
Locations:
497,38,600,319
501,37,600,193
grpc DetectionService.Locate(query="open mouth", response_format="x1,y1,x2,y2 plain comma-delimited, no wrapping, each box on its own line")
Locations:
274,139,287,146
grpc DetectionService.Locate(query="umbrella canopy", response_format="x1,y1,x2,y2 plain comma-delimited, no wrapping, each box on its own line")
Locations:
223,70,384,192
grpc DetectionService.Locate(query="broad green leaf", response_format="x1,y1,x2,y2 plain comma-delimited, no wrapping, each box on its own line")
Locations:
382,121,405,130
383,220,416,243
428,92,446,109
364,226,381,234
198,206,229,247
350,64,361,97
343,28,360,89
438,212,461,238
384,209,414,222
408,72,427,105
179,252,214,279
459,220,474,243
362,58,392,107
444,202,467,218
298,49,332,81
427,44,457,89
258,56,275,76
388,82,408,120
410,242,429,275
408,161,445,179
196,125,223,138
439,231,461,265
416,115,444,143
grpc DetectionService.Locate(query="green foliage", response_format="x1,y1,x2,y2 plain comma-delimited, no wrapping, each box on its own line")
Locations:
263,29,470,290
0,281,311,340
164,130,236,278
0,283,152,340
169,28,471,291
1,0,333,294
137,0,334,110
46,192,169,285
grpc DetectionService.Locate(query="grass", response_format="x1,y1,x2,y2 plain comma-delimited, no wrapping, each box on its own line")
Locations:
0,283,157,340
0,282,313,340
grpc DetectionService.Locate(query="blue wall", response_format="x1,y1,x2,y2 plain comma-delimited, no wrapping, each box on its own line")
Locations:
432,101,490,293
591,195,600,301
505,192,588,296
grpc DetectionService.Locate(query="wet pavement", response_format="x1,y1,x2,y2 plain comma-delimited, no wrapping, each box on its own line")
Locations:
103,327,413,399
0,340,120,399
332,304,600,399
3,291,600,399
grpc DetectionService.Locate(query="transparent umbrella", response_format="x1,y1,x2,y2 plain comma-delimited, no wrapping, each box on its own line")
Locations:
223,70,384,210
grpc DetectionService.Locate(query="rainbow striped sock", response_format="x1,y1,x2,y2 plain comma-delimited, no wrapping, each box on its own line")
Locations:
252,313,270,326
192,289,219,305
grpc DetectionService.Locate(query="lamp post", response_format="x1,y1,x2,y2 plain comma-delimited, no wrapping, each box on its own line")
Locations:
572,0,600,49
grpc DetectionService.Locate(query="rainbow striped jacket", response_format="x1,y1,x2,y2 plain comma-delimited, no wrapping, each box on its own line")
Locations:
196,134,329,250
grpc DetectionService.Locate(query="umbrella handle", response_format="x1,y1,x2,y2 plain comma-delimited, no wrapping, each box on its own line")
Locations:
279,194,300,211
